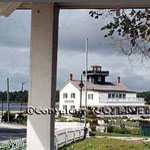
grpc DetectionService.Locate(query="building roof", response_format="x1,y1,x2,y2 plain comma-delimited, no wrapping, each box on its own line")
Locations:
70,80,136,93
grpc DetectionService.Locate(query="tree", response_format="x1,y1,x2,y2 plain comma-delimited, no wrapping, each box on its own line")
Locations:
137,91,150,104
89,9,150,60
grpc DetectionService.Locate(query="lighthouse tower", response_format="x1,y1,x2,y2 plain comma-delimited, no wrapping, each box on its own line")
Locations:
83,65,109,84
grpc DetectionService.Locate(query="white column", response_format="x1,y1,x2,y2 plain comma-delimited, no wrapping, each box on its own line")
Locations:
27,3,59,150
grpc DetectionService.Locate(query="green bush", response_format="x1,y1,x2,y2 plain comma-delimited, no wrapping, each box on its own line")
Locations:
120,127,129,134
55,116,67,122
90,118,98,131
107,125,140,135
91,125,97,131
107,126,114,133
127,128,140,135
2,111,15,122
14,114,27,125
89,131,96,136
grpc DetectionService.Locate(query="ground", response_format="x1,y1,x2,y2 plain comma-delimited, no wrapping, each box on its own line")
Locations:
0,123,26,141
60,137,150,150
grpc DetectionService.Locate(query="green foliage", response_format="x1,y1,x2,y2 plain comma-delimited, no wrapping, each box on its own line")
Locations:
90,131,143,137
107,125,140,135
0,140,26,150
0,90,59,103
137,91,150,104
55,116,67,122
2,112,27,125
89,131,96,136
0,90,28,103
13,114,27,125
128,128,140,135
61,137,150,150
90,9,150,58
90,119,98,132
2,111,15,122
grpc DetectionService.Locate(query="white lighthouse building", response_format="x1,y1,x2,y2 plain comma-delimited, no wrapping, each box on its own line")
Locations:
59,65,145,111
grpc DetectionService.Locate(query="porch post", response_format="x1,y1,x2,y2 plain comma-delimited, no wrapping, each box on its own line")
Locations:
27,3,59,150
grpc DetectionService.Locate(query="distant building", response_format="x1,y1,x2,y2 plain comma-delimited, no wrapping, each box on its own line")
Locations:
59,65,145,111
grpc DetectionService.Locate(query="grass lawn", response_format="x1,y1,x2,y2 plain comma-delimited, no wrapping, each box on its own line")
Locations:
60,137,150,150
92,132,148,138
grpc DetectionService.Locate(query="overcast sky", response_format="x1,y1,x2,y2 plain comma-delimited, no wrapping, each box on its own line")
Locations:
0,9,150,92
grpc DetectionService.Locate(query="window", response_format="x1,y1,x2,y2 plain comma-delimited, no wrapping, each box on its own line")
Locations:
98,76,101,82
88,94,93,100
108,93,111,99
112,94,115,98
123,94,126,99
63,93,67,99
63,105,67,110
71,93,75,99
70,105,75,110
116,94,119,98
119,94,122,98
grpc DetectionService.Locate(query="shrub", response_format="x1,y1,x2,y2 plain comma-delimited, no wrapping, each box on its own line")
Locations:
107,126,129,134
127,128,140,135
90,118,98,131
107,126,114,133
2,111,15,122
89,131,96,136
91,125,97,131
14,114,27,125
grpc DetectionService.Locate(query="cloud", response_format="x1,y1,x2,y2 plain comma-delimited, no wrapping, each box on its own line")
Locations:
57,48,150,92
58,9,114,55
0,10,30,91
0,10,31,48
0,45,29,91
0,9,149,92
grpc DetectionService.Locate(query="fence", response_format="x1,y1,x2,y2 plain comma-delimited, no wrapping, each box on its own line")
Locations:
55,126,85,149
0,122,89,150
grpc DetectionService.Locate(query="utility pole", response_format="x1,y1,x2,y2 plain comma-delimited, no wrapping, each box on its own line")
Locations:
1,97,3,122
7,78,10,122
20,82,25,112
84,38,88,130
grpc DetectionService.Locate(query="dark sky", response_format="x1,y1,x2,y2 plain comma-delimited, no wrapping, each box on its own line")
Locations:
0,9,150,91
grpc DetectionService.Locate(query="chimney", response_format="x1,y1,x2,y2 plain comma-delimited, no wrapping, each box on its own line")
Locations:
117,76,120,84
69,73,73,81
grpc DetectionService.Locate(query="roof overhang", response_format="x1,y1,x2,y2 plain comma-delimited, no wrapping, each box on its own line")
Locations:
1,1,150,17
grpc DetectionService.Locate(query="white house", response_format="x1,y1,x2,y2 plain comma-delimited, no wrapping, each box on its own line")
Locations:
59,65,145,112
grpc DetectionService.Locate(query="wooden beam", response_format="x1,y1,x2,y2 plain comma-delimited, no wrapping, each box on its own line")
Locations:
0,2,22,17
18,1,150,10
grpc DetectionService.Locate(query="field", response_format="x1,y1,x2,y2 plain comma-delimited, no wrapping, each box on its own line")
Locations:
60,137,150,150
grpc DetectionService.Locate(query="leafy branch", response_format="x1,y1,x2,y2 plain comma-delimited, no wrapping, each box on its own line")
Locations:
89,9,150,59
